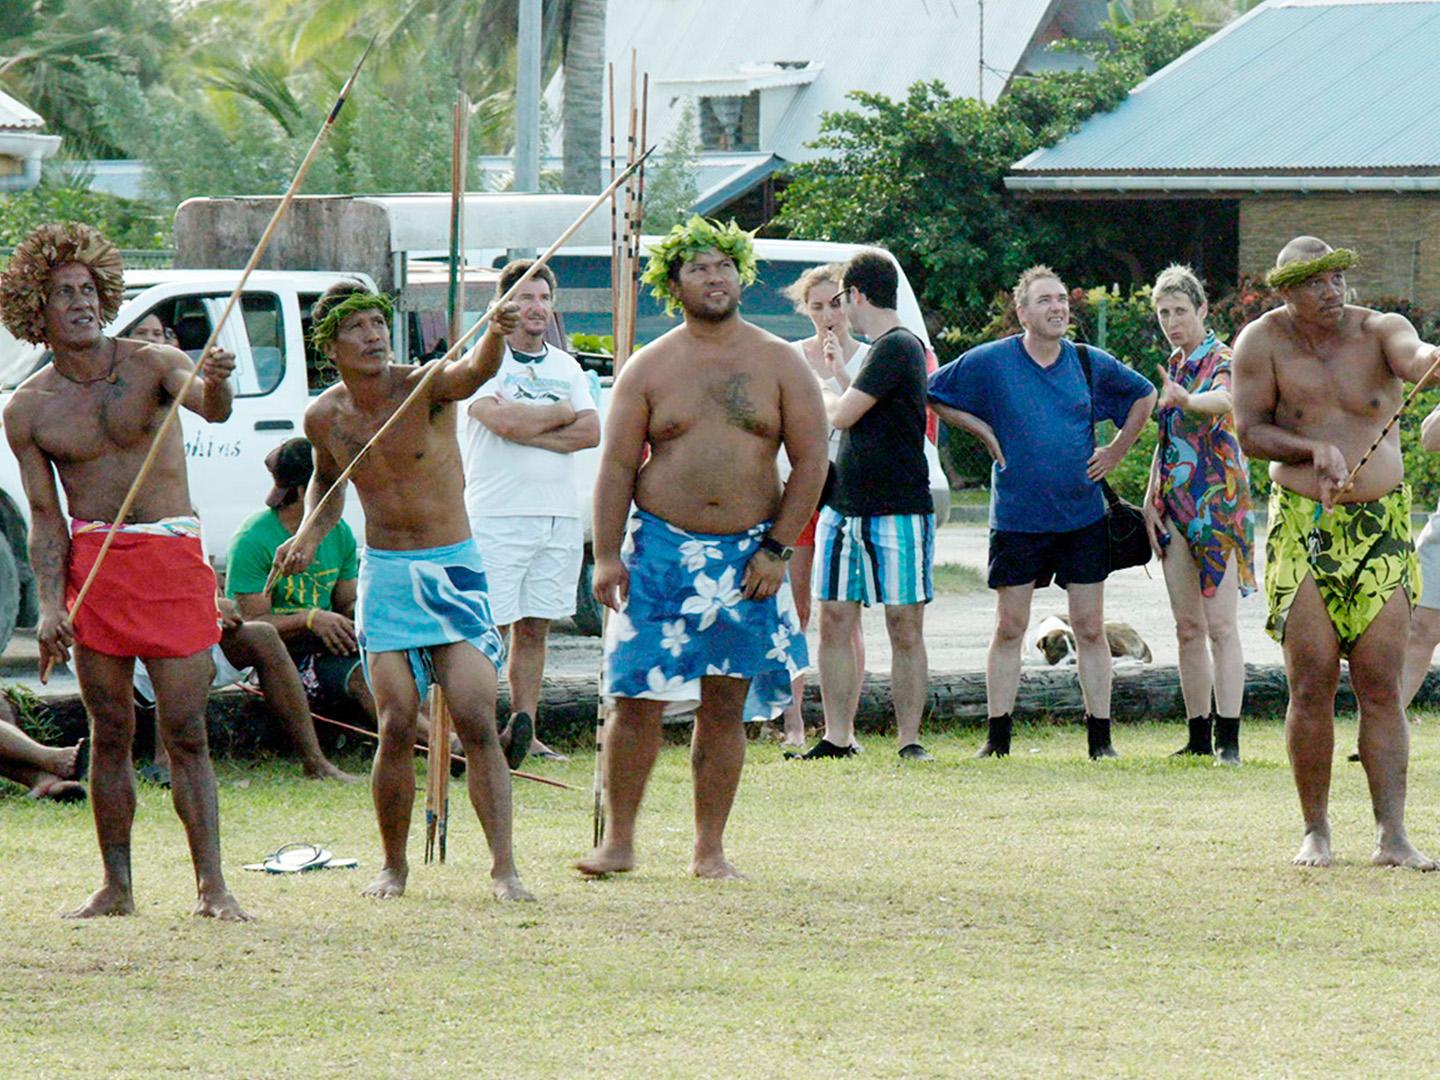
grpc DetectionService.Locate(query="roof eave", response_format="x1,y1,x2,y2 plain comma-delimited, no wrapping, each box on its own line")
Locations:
1005,173,1440,195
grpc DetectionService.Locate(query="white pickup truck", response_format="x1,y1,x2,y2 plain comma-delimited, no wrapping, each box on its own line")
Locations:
0,238,952,652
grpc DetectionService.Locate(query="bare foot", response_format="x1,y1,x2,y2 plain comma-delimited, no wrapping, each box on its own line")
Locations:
1293,829,1333,868
61,883,135,918
194,889,253,922
690,855,746,880
27,775,86,802
1372,839,1439,871
303,761,362,783
575,842,635,877
492,874,536,902
58,738,87,780
361,867,407,898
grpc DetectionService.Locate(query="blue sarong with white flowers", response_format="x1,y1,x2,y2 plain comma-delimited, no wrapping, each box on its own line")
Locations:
357,538,506,703
602,509,807,721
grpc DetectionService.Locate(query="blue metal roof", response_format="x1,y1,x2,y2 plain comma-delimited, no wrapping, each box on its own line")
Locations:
1011,1,1440,178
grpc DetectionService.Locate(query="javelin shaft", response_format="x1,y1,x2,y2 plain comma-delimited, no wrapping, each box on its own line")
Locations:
235,684,573,790
1336,351,1440,497
262,147,654,596
45,42,375,681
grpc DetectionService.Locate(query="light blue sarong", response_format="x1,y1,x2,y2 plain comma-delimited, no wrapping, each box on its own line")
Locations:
357,538,506,701
602,509,807,721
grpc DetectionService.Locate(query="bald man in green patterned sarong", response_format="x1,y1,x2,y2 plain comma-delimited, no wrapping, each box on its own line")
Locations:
1234,236,1440,871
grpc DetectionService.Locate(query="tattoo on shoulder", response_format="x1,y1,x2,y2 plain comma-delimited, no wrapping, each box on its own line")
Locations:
713,374,761,433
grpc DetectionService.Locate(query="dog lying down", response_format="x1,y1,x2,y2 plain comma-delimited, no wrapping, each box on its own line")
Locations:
1026,613,1153,666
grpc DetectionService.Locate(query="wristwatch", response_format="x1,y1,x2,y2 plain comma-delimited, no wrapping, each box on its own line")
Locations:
758,533,794,561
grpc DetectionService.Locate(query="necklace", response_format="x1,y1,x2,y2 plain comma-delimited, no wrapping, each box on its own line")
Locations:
54,339,118,386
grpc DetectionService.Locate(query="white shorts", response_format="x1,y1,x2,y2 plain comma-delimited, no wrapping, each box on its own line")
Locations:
1417,513,1440,610
470,515,584,626
133,643,250,707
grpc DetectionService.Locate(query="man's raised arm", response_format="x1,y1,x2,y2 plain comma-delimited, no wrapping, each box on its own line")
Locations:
161,344,235,423
431,303,520,403
1376,312,1440,387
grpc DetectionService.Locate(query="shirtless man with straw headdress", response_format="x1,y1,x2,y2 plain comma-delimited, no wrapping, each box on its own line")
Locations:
1,222,248,920
1233,235,1440,870
273,281,533,902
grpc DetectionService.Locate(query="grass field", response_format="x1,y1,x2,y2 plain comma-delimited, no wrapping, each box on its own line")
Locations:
5,717,1440,1078
931,562,987,594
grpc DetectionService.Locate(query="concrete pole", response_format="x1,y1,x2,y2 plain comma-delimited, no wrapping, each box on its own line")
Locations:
515,0,542,193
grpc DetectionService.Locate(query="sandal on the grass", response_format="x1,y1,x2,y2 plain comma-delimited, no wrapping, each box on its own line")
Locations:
243,842,359,874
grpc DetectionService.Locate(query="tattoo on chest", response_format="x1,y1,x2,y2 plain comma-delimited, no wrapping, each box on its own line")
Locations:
712,374,762,433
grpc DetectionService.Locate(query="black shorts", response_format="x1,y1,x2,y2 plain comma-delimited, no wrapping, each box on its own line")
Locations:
294,651,364,711
988,518,1109,589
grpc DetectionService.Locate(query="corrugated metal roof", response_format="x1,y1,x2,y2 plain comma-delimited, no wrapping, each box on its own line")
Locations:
0,88,46,131
1011,0,1440,178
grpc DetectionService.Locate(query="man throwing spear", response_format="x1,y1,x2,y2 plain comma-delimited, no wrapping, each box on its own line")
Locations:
579,218,827,879
1233,236,1439,870
1,223,248,920
273,282,534,901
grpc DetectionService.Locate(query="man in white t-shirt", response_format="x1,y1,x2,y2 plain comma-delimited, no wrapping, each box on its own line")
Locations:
461,260,600,760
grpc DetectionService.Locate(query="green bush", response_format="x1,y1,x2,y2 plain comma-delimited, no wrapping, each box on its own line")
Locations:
0,177,167,251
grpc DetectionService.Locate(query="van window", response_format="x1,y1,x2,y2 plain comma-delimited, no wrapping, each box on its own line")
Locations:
537,254,816,355
122,292,285,398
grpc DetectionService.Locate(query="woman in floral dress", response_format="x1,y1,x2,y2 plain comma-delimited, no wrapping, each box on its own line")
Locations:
1142,265,1256,764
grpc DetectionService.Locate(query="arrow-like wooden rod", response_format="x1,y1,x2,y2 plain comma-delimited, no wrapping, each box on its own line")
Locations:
261,146,654,596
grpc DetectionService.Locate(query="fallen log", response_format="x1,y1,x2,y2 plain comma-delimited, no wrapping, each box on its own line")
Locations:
24,663,1440,751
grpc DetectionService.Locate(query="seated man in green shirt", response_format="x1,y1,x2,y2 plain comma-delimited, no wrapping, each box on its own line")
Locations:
226,439,459,758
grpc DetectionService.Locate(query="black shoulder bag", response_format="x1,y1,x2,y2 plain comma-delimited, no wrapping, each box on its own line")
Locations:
1076,344,1152,573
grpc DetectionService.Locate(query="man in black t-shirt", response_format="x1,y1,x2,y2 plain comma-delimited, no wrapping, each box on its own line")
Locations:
794,251,935,762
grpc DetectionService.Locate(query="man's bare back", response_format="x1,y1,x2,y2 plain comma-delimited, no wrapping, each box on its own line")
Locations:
626,319,817,535
306,364,472,551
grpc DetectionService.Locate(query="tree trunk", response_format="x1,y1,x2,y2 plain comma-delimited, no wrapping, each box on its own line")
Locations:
561,0,605,193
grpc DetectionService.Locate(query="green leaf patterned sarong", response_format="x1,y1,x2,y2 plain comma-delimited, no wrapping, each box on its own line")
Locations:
1265,485,1419,655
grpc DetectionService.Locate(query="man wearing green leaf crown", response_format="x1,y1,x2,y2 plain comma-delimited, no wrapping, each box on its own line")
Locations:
579,218,828,879
1233,235,1440,870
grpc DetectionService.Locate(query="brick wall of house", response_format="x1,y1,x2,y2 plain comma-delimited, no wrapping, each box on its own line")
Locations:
1240,193,1440,308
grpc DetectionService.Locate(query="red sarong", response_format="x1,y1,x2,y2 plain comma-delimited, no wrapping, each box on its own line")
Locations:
66,521,220,659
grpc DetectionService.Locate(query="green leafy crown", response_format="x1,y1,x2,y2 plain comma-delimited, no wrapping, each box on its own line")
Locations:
641,216,758,315
311,290,395,350
1266,249,1356,290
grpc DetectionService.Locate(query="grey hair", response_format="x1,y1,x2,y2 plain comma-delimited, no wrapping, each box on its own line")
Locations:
1152,263,1207,310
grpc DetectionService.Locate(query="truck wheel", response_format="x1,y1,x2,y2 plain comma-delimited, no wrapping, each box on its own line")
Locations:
0,538,20,656
572,551,603,638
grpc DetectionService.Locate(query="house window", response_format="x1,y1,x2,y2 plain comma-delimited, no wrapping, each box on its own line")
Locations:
700,92,760,152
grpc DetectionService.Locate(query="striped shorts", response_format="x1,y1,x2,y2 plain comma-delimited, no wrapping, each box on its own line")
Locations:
812,507,935,606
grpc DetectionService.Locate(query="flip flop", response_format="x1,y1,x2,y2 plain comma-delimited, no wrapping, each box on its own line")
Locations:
243,842,359,874
530,746,569,762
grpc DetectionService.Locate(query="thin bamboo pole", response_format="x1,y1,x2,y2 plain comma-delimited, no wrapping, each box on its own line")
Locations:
261,150,652,597
235,684,574,791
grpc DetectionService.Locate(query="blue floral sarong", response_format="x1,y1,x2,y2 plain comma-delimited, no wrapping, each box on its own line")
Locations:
357,538,506,701
602,509,807,721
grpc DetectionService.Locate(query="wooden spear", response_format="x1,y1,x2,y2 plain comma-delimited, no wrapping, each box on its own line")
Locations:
41,39,376,683
235,684,575,791
260,147,653,597
426,92,470,865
